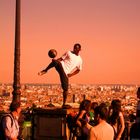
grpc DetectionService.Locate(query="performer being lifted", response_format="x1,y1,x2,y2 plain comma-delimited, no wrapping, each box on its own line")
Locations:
38,43,82,109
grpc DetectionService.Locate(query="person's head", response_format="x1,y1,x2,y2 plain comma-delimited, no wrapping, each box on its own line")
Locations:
111,99,122,112
94,104,108,123
10,101,21,115
91,102,98,110
79,99,91,112
73,43,81,55
137,87,140,99
109,99,122,125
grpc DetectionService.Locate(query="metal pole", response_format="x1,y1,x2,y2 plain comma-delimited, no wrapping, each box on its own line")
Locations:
12,0,21,103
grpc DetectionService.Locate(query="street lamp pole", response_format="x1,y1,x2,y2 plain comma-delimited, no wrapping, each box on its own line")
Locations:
12,0,21,103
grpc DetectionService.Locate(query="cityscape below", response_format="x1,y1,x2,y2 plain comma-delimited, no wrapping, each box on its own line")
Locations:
0,83,139,117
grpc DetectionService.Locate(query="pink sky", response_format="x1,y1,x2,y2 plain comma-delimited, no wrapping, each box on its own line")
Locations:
0,0,140,85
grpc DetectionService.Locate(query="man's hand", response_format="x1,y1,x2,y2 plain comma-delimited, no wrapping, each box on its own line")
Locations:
38,71,46,76
67,69,80,78
67,74,72,77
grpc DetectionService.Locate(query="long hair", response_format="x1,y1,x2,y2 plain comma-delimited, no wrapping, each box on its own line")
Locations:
138,87,140,92
79,99,91,112
109,99,122,125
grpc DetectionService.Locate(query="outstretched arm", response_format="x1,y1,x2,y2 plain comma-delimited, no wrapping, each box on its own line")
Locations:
67,69,80,78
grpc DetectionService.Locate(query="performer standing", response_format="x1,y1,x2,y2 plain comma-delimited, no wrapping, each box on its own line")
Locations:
38,43,82,108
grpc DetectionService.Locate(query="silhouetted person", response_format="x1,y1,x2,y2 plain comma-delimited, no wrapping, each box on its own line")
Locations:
130,87,140,140
76,99,91,140
136,87,140,123
38,43,82,108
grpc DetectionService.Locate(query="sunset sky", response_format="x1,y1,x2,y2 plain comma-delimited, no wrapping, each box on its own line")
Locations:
0,0,140,85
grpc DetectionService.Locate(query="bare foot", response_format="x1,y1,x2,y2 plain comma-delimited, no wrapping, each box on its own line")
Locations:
38,71,46,76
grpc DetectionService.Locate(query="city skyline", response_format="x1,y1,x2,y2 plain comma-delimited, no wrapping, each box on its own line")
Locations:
0,0,140,85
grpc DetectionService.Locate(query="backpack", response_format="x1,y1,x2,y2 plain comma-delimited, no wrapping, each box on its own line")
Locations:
0,113,14,140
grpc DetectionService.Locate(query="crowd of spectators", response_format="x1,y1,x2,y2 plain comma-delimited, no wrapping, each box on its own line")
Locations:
66,87,140,140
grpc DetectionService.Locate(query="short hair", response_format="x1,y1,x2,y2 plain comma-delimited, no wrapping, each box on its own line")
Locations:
74,43,81,50
9,101,20,112
94,105,108,120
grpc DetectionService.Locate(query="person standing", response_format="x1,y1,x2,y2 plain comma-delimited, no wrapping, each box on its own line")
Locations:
108,99,125,140
130,87,140,140
136,87,140,123
1,101,21,140
86,104,114,140
76,99,91,140
38,43,82,108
